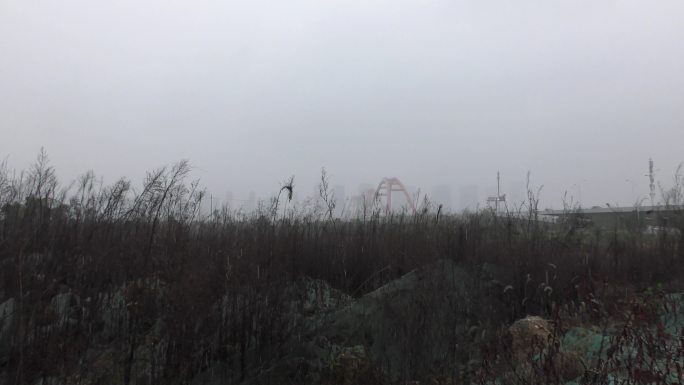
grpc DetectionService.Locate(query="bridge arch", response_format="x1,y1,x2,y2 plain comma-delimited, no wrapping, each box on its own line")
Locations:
374,177,416,214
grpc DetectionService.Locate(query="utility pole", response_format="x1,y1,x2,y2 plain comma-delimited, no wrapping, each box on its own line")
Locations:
647,158,656,206
487,171,506,212
497,171,500,212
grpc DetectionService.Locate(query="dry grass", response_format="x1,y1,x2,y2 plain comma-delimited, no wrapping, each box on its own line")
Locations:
1,152,683,384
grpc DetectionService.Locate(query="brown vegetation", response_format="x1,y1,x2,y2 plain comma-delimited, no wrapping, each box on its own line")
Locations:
0,151,683,384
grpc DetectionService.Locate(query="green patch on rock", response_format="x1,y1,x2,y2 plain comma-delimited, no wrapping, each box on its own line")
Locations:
661,293,684,336
562,327,610,367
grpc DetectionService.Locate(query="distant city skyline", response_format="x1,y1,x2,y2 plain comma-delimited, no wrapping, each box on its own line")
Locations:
2,0,683,210
193,171,677,215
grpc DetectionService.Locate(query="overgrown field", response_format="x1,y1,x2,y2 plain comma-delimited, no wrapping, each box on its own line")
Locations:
1,153,683,384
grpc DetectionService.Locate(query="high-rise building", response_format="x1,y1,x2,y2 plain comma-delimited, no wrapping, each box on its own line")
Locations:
459,185,479,211
333,184,346,217
358,183,373,196
431,184,452,211
389,184,418,212
508,181,526,208
246,191,256,212
349,183,375,217
224,191,233,208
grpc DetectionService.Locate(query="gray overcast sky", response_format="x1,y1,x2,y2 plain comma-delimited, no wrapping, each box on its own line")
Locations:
1,0,683,209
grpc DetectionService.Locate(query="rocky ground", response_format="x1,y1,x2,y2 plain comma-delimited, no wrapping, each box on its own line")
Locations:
1,260,682,385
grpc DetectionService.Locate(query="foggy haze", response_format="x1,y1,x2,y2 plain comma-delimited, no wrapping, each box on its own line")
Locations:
2,0,683,210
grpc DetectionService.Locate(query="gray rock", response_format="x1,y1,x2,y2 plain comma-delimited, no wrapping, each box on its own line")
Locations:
561,327,609,368
320,259,478,381
662,293,684,336
0,298,16,359
48,292,79,328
